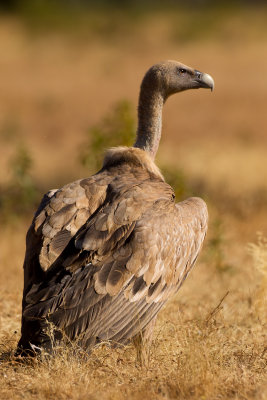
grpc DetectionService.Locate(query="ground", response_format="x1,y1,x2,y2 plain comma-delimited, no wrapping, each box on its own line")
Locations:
0,7,266,400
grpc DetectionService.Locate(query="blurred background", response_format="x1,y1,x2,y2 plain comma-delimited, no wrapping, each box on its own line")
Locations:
1,0,267,287
0,0,267,286
0,0,267,224
0,3,267,398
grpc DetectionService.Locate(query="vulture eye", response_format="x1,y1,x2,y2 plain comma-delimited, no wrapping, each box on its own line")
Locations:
179,68,187,74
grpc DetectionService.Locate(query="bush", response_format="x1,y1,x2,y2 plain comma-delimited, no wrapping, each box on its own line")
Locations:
80,100,136,172
0,144,38,222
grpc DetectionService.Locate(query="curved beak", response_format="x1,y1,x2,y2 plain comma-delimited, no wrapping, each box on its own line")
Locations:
193,70,214,91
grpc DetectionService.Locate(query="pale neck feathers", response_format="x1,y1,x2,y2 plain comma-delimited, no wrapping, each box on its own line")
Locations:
102,146,164,181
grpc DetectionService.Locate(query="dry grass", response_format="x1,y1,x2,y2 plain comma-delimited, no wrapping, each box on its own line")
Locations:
1,8,267,400
0,239,266,400
248,235,267,323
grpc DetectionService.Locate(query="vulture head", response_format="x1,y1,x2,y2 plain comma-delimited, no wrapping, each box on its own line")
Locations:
136,59,214,158
142,60,214,98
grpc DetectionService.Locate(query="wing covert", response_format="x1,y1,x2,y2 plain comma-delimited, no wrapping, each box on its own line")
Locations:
20,157,207,353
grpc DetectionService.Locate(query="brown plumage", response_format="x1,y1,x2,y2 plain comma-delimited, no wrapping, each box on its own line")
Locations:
16,60,214,356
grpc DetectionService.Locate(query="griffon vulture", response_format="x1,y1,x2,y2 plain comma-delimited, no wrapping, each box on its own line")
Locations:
16,60,214,357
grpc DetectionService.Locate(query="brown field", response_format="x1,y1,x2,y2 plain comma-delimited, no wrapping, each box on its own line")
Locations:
0,6,267,400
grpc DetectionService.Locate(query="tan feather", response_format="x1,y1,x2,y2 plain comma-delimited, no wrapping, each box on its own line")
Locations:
17,60,212,357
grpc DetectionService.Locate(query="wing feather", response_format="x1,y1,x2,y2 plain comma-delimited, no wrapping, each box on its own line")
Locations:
19,159,208,353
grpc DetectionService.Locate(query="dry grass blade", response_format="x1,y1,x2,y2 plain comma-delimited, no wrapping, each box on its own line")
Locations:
205,291,230,324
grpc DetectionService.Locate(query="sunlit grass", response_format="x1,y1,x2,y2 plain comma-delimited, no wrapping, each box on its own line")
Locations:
0,252,266,399
0,8,267,400
248,235,267,322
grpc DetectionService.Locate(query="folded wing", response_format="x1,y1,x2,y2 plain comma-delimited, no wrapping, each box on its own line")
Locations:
20,161,208,352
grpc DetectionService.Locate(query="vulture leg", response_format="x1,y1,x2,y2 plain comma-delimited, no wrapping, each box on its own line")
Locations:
132,315,157,366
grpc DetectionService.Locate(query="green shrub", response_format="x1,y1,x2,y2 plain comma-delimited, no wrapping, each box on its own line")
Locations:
80,100,135,172
0,144,38,222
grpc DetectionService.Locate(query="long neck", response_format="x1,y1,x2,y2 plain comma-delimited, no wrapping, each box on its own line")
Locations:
134,80,166,160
